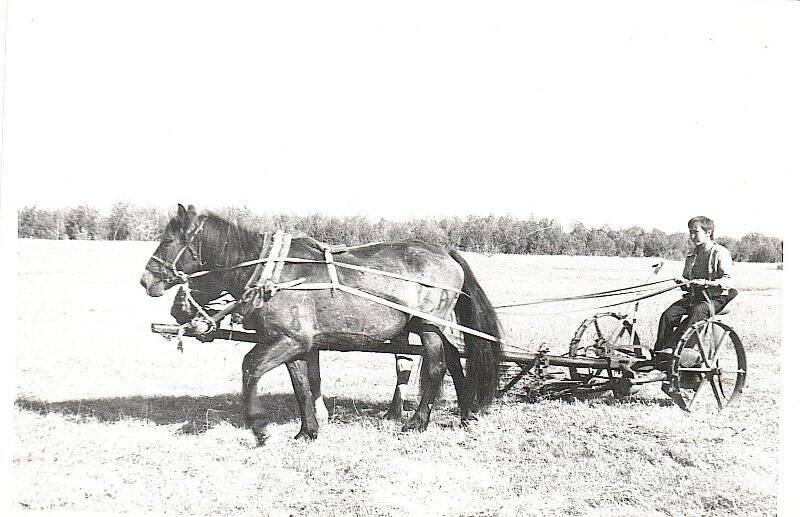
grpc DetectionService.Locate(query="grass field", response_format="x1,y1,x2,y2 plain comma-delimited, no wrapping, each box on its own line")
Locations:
13,240,782,515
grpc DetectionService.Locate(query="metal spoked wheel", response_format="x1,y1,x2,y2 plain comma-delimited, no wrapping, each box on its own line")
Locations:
568,312,641,384
666,319,747,411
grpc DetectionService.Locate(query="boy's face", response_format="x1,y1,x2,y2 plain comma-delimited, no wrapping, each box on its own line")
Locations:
689,222,712,247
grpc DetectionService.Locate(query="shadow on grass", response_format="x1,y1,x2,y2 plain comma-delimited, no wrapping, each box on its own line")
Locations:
581,396,677,409
15,393,406,435
510,391,677,408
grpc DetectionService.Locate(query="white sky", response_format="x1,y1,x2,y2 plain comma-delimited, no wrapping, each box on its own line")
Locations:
2,0,798,238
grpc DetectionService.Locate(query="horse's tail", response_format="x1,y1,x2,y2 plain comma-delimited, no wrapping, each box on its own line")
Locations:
448,249,503,408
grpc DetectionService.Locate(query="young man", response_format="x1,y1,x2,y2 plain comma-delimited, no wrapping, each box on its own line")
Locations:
653,216,734,354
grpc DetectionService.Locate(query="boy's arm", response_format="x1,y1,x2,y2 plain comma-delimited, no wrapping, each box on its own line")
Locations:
712,246,733,290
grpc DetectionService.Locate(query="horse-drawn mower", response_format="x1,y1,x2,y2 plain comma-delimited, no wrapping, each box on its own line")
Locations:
153,286,746,413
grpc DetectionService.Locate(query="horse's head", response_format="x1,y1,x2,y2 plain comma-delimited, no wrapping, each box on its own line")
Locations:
140,204,207,297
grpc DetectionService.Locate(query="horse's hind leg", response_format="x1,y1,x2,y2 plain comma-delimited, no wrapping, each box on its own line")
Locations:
402,325,446,432
386,353,414,420
441,336,477,424
285,359,320,441
242,336,316,446
306,349,329,425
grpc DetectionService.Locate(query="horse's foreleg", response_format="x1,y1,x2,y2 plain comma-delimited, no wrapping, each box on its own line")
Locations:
285,359,319,441
242,336,309,446
306,349,329,425
402,327,446,432
386,354,414,420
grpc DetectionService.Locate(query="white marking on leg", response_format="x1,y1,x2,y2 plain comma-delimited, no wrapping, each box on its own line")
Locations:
397,383,408,401
314,395,329,424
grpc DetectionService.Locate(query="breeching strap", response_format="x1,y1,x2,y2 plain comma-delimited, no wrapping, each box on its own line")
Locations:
281,282,502,343
262,238,496,342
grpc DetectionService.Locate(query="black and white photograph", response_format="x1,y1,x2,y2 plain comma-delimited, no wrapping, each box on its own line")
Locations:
2,0,795,515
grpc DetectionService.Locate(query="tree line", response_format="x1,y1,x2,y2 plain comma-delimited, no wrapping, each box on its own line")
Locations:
17,202,783,263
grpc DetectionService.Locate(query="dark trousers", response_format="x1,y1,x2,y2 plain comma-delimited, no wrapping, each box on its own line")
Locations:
654,295,727,351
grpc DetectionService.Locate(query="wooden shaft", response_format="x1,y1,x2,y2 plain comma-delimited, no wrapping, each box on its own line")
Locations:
542,354,614,369
151,324,648,378
210,300,244,324
151,323,457,357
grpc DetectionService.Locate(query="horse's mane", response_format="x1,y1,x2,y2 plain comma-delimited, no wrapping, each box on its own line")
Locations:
200,212,263,259
292,235,341,255
200,212,328,258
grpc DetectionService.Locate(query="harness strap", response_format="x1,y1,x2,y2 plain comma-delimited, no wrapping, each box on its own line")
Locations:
323,246,340,296
246,230,294,309
180,283,214,323
271,233,293,283
282,282,502,344
308,237,383,254
256,230,286,287
187,251,467,296
179,230,465,296
244,232,274,290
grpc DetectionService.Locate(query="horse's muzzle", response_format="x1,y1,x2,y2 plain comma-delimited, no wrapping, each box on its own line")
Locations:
140,271,166,297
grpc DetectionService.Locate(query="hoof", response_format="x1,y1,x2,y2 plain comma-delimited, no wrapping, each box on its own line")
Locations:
384,408,403,421
253,431,268,447
251,421,269,447
460,410,479,428
401,418,428,433
460,417,475,428
461,409,479,422
294,429,318,441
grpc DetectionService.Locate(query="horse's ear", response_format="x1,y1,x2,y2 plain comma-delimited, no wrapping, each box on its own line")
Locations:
178,204,187,219
187,205,197,217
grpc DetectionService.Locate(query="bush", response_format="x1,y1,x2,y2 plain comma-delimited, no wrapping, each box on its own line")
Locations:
16,204,784,262
733,233,783,263
65,205,101,240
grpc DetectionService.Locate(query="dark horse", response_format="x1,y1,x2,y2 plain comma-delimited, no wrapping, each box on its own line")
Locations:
140,205,503,444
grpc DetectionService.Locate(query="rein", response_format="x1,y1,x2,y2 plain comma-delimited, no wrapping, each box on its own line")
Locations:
494,278,686,311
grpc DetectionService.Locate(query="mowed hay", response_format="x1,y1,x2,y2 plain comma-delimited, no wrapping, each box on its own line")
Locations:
13,240,780,515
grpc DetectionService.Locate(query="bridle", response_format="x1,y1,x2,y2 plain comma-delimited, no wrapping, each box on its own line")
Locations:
149,216,208,284
148,216,217,336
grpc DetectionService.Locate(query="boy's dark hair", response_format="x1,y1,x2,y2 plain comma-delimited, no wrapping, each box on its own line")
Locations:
688,216,715,240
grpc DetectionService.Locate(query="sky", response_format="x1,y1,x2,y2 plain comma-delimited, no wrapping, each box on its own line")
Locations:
2,0,798,240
